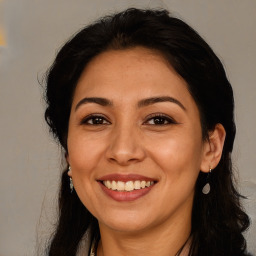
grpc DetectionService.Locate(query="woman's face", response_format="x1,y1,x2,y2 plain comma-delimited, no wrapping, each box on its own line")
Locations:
67,47,208,233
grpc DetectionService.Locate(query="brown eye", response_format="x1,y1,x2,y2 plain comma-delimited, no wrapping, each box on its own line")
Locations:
148,117,169,125
144,114,177,126
81,115,110,125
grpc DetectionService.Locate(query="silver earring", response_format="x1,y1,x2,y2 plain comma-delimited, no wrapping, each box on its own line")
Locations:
202,168,212,195
70,177,74,193
68,166,74,193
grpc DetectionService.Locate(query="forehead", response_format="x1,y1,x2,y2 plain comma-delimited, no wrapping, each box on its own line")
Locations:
73,47,193,108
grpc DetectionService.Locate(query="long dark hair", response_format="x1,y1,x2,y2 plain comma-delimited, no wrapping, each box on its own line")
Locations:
44,8,250,256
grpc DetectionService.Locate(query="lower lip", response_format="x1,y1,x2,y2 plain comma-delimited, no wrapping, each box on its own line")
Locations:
98,182,155,202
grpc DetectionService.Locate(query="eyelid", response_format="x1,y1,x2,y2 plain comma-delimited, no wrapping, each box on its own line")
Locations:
79,113,177,126
143,113,178,125
80,113,111,125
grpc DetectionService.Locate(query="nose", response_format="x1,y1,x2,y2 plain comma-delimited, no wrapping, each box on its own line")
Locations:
105,125,146,166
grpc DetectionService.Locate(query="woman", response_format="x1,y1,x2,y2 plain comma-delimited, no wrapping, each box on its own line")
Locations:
44,8,251,256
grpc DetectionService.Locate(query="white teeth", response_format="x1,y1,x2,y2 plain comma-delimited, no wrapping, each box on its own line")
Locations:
103,180,155,191
106,180,111,189
134,180,141,190
112,180,117,190
117,181,125,191
125,181,134,191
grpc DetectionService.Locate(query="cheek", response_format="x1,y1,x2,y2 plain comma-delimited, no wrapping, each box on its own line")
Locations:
67,135,107,207
146,131,203,179
67,135,105,212
68,133,105,171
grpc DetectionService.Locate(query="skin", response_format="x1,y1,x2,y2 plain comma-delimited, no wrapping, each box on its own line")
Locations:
67,47,226,256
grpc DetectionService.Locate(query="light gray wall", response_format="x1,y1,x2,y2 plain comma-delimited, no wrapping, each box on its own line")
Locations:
0,0,255,255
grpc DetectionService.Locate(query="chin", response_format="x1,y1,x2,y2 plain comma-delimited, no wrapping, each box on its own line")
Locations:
98,210,154,233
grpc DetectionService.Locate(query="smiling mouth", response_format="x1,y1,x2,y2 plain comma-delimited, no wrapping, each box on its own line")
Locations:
102,180,155,192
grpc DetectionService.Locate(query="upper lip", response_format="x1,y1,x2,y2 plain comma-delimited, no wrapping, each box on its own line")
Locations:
97,173,157,182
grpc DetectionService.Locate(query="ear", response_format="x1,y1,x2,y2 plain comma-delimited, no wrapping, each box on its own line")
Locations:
66,153,72,177
200,123,226,173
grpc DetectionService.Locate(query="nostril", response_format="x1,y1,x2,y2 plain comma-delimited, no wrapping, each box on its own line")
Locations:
108,156,142,166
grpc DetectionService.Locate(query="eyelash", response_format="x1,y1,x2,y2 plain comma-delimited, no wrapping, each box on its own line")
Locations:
80,114,110,125
143,113,177,126
80,113,177,126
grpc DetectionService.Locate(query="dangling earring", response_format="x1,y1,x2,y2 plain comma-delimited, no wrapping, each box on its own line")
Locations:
70,177,74,193
68,166,74,193
202,168,212,195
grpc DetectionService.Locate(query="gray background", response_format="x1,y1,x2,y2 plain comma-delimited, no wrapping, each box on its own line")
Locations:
0,0,255,255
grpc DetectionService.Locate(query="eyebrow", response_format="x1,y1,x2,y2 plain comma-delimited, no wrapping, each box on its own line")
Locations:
138,96,186,111
75,97,113,111
75,96,186,111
